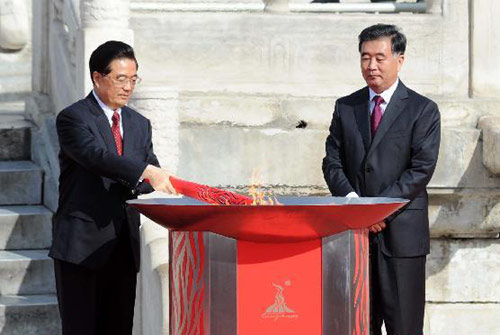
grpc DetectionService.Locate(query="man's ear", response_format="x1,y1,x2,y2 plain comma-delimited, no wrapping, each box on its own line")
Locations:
92,71,100,88
397,54,405,72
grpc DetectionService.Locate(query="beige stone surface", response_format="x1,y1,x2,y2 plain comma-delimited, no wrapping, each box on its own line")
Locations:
430,128,500,189
178,126,327,186
471,0,500,98
129,88,180,174
478,115,500,175
131,0,469,97
426,303,500,335
427,239,500,302
0,0,31,95
178,91,278,127
429,192,500,238
0,0,29,50
174,91,500,130
81,0,130,28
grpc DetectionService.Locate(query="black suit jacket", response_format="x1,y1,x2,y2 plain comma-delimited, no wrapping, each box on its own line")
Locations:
322,81,440,257
49,92,159,270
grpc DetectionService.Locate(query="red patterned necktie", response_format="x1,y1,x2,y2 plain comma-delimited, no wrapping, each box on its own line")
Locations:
371,95,385,138
111,111,123,155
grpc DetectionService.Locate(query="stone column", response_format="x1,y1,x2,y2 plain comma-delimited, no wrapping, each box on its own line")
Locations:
471,0,500,98
76,0,134,97
129,88,180,173
129,88,180,335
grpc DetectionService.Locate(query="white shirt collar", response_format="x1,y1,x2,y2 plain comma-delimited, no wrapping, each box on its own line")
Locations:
92,90,122,117
368,78,399,105
92,90,123,137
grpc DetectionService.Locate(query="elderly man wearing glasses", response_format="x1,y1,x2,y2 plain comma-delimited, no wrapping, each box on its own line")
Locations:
50,40,175,335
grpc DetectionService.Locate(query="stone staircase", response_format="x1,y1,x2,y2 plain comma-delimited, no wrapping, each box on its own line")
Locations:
0,102,60,334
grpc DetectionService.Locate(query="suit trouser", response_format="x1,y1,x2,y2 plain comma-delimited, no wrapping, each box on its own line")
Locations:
369,235,426,335
54,231,137,335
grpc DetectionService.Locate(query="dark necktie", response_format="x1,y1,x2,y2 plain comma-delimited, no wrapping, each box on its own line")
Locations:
111,111,123,156
370,95,384,138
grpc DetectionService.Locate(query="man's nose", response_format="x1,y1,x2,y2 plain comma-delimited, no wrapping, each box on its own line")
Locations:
123,80,133,90
368,58,377,70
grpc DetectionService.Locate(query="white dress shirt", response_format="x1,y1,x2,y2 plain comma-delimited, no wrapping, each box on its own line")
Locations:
92,90,123,137
368,78,399,116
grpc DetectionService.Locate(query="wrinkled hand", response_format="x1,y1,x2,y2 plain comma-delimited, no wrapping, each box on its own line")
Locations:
369,221,386,234
141,165,177,194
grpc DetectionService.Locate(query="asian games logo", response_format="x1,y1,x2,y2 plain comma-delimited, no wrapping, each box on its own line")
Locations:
261,280,298,321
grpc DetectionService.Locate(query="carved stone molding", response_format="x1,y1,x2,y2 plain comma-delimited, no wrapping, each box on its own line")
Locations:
0,0,29,50
81,0,130,28
478,115,500,175
264,0,289,12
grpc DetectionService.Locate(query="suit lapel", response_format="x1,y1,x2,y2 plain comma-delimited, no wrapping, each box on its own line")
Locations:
368,81,409,155
86,93,119,155
353,88,371,151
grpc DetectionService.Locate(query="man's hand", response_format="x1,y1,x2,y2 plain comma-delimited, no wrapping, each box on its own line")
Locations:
369,221,386,234
141,165,177,194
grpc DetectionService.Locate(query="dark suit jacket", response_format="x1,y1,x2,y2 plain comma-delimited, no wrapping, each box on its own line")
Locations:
322,81,440,257
49,92,159,270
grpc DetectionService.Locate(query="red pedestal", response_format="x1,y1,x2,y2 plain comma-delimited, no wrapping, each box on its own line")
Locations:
128,196,406,335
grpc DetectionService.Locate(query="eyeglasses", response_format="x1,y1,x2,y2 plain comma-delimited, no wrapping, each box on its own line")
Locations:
101,74,142,87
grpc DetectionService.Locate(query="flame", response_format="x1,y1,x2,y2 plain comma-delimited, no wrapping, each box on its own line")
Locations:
248,169,282,205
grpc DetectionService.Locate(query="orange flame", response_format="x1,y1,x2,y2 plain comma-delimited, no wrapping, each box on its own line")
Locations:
248,169,282,206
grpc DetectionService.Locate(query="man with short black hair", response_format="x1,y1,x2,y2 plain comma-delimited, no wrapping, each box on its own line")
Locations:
50,40,175,335
323,24,440,335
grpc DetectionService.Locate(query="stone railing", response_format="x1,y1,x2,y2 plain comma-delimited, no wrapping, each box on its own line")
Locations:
131,0,440,13
290,1,428,13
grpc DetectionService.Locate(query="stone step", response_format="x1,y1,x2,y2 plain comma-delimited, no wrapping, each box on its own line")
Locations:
425,303,500,335
0,206,52,250
0,161,42,206
0,101,31,161
0,294,60,335
427,238,500,302
0,250,55,296
0,101,26,122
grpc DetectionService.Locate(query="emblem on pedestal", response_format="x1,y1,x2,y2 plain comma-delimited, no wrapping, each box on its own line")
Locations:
261,280,298,321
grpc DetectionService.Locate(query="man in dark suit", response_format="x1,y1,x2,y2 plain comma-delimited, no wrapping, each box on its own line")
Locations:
49,41,176,335
322,24,440,335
